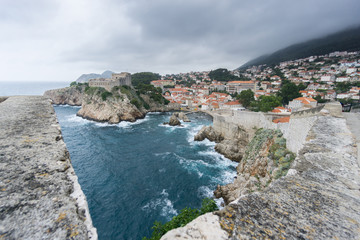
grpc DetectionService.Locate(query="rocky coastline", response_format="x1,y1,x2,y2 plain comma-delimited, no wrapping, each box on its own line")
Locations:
44,85,180,124
0,96,97,239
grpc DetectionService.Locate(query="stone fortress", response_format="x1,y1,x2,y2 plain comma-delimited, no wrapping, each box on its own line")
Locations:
88,72,131,91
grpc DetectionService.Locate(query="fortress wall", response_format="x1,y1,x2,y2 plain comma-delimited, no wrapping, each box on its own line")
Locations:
212,103,341,154
0,96,97,239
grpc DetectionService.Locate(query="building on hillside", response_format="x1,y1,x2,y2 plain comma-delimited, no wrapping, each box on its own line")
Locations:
226,81,256,94
270,106,291,115
151,80,175,92
89,72,131,91
222,100,243,110
288,97,317,111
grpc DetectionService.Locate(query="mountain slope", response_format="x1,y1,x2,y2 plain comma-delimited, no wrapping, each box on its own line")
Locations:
238,26,360,69
76,70,114,83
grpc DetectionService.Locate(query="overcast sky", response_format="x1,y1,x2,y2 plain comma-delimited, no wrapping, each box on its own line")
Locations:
0,0,360,82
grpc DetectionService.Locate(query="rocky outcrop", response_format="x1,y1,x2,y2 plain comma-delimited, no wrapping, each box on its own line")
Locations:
161,213,228,240
77,88,145,124
214,129,294,204
194,126,223,142
195,125,249,162
44,85,85,106
0,96,97,239
177,112,191,122
168,114,181,126
162,110,360,239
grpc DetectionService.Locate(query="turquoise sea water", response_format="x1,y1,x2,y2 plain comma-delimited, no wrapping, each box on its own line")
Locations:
54,106,237,240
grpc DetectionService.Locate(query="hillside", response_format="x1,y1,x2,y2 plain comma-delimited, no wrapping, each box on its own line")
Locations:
75,70,114,83
238,25,360,69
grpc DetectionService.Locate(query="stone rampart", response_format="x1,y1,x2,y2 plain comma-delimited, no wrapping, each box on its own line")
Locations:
0,96,97,239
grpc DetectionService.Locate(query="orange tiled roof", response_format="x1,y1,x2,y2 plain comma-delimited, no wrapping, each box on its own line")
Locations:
273,116,290,123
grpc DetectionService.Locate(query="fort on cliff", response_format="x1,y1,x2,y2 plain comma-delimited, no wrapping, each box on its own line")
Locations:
88,72,131,91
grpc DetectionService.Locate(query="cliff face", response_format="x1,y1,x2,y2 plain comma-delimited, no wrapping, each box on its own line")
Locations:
163,105,360,239
44,85,85,106
214,129,295,205
0,96,97,239
77,87,145,123
194,125,249,162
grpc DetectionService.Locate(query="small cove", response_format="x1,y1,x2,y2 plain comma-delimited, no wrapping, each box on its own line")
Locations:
54,106,237,240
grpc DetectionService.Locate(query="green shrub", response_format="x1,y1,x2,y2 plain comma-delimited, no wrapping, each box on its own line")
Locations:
101,91,112,101
143,198,218,240
130,99,141,109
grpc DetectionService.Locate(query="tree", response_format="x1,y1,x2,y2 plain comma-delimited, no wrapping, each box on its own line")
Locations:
208,68,239,82
251,95,282,112
237,89,254,108
131,72,161,87
277,80,301,104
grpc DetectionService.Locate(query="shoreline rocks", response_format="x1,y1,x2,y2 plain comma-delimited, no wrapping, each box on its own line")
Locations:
194,125,248,162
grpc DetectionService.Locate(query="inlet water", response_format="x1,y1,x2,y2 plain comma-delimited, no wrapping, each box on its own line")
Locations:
54,106,237,240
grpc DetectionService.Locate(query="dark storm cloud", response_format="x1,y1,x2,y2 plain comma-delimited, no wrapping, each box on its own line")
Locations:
65,0,360,74
1,0,360,81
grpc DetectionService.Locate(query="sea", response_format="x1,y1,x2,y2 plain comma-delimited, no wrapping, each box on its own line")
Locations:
1,82,237,240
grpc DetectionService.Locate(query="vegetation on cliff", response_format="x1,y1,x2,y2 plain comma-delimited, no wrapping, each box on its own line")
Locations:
143,198,218,240
131,72,161,87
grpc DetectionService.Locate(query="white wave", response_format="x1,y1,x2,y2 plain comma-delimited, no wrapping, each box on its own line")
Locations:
154,152,171,157
116,116,149,129
65,114,90,125
147,112,162,115
94,122,113,127
141,189,178,219
54,104,81,108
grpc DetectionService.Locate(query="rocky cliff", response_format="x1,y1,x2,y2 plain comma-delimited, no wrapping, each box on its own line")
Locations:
44,85,85,106
44,85,179,124
163,106,360,239
194,125,249,162
0,96,97,239
76,87,145,123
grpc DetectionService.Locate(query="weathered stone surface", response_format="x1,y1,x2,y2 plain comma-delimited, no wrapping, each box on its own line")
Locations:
0,96,97,239
217,115,360,239
160,213,228,240
214,129,294,205
178,112,191,122
194,126,223,142
194,125,248,162
44,86,85,106
163,113,360,239
168,114,181,126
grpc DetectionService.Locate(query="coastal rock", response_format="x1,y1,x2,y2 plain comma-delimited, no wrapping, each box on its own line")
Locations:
214,129,292,204
194,126,223,142
77,88,145,124
44,85,85,106
160,213,228,240
168,114,181,126
214,126,249,162
0,96,97,239
178,112,191,122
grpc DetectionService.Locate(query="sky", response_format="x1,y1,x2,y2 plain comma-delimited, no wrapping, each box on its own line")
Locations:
0,0,360,82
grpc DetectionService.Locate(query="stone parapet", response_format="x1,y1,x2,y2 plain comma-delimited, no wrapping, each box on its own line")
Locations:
0,96,97,239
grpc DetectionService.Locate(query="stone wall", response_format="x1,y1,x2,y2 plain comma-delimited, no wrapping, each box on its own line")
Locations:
161,103,360,240
0,96,97,239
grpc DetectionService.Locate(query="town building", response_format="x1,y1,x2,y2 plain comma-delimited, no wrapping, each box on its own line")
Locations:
89,72,131,91
226,81,256,94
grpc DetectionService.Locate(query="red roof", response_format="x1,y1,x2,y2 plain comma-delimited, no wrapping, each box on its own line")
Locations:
273,117,290,123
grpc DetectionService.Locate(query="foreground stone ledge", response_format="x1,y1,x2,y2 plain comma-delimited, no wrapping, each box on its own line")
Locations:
0,96,97,239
